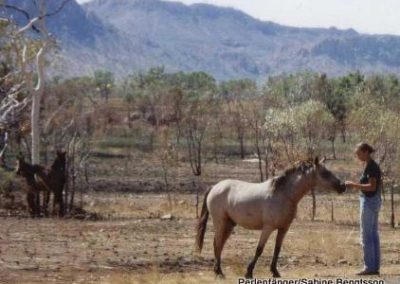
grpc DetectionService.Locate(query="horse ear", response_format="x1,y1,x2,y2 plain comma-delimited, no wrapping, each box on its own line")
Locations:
57,149,66,156
314,156,319,166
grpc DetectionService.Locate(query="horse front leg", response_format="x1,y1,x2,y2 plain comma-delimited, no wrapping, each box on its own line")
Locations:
270,227,289,278
53,190,64,217
245,226,274,279
34,192,41,217
27,192,36,217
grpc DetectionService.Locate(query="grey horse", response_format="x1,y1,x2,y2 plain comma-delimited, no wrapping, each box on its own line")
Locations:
195,157,346,278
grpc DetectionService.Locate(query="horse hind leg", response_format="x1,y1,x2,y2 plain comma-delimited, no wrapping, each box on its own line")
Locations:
245,226,274,279
213,218,235,278
43,191,50,217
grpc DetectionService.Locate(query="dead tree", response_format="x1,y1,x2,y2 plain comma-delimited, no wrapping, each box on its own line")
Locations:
183,98,211,217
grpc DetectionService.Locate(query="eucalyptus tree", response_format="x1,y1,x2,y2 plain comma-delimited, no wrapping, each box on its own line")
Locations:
0,0,71,164
264,100,334,221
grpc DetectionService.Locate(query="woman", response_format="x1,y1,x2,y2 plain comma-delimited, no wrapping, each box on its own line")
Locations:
345,142,382,276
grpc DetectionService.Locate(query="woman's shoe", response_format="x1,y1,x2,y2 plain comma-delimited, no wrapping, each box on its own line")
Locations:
356,270,380,276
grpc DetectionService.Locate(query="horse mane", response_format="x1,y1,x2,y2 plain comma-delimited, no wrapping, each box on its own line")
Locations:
272,160,314,190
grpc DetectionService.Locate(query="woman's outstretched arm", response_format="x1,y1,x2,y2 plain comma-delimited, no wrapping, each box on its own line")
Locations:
345,178,377,192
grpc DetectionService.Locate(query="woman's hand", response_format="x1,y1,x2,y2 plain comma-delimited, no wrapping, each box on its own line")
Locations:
345,181,358,189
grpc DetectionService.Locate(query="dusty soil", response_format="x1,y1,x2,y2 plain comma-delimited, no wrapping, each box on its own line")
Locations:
1,155,399,283
0,192,399,284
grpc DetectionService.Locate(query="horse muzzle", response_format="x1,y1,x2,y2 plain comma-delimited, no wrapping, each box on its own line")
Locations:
337,182,347,194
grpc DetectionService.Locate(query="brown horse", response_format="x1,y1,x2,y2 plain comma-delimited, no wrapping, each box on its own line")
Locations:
16,151,66,217
43,151,66,217
195,157,346,279
15,158,47,217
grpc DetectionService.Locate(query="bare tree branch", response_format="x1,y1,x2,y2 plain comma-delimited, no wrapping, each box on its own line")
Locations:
0,131,8,167
17,16,40,34
0,95,30,127
1,4,41,33
0,131,8,155
1,0,72,33
0,17,10,24
41,0,71,19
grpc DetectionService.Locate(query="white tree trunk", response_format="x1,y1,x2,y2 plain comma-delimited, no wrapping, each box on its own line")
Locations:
31,89,42,164
3,0,68,164
29,1,47,164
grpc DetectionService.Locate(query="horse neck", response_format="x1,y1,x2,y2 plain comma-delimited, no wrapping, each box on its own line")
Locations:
51,158,65,172
51,160,60,170
285,171,316,204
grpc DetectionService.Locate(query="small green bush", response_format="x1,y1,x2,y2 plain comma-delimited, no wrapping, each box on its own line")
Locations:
0,168,16,194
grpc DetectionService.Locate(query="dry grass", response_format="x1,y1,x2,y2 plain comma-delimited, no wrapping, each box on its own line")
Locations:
84,190,400,226
1,192,400,284
84,193,196,219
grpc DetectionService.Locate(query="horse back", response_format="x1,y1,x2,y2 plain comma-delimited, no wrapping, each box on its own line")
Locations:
207,179,292,230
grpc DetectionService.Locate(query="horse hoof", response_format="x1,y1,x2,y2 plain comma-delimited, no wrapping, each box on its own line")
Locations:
272,272,281,278
245,272,253,279
215,273,225,279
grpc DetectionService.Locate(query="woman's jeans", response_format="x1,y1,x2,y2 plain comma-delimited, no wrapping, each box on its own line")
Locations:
360,194,381,272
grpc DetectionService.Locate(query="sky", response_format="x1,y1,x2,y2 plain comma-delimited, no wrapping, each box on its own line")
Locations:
76,0,400,36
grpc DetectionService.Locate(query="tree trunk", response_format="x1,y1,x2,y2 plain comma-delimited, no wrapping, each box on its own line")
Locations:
31,92,41,164
264,156,269,179
391,184,395,228
30,2,47,164
330,138,337,160
239,134,245,159
64,162,69,215
175,123,182,147
311,188,316,221
256,144,263,182
84,162,90,191
340,124,346,143
254,121,264,182
69,139,76,212
194,179,199,218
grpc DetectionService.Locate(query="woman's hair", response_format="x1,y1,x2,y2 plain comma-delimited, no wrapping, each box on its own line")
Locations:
355,142,375,154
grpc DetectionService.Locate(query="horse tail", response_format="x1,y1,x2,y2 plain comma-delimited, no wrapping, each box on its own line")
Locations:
195,186,212,253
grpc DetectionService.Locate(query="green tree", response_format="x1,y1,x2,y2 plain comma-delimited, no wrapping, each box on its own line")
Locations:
220,79,257,159
94,70,114,102
264,100,334,163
